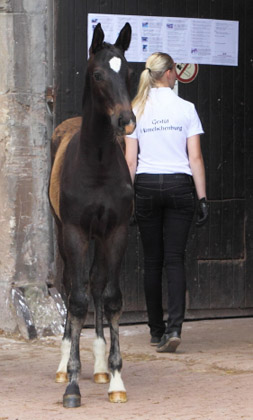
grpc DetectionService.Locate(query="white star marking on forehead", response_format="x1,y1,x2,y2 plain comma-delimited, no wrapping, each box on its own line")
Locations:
109,56,122,73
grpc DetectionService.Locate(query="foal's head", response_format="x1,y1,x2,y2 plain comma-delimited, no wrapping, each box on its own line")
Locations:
86,23,136,136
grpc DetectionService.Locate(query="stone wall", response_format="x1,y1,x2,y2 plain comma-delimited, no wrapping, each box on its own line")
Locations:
0,0,63,338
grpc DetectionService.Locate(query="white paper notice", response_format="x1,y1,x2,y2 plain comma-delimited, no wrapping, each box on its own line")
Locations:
212,20,239,65
88,13,239,66
164,19,190,63
190,19,212,63
140,17,164,60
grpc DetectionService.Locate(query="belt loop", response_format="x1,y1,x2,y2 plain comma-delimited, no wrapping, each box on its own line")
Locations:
159,174,163,184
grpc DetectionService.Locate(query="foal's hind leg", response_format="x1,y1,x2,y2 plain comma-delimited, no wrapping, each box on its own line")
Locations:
90,242,110,384
103,226,128,403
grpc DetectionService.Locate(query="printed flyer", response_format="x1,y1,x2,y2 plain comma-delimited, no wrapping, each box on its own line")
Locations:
88,13,239,66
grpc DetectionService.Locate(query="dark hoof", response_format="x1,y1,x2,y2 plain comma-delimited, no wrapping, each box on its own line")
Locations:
63,383,81,408
63,393,81,408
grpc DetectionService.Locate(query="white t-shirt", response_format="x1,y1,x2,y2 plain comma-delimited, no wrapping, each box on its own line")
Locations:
127,87,204,175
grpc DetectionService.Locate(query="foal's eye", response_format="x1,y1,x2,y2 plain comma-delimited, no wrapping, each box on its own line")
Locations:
93,72,103,81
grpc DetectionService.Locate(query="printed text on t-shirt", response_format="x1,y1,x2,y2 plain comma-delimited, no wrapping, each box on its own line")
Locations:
141,118,182,134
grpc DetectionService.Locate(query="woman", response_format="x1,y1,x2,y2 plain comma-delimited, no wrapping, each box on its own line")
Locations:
125,52,208,353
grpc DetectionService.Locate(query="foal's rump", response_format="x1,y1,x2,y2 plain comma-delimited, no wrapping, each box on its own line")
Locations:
51,117,81,161
49,117,81,220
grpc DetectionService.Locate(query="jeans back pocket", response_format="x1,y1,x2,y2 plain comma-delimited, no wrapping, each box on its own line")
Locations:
135,193,153,218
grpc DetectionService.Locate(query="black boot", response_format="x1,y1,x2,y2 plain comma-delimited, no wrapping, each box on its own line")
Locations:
156,331,181,353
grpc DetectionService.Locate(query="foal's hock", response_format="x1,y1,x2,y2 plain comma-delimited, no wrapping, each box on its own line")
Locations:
49,22,135,407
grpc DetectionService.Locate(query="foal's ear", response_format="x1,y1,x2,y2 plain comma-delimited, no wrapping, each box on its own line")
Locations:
114,23,132,54
89,23,104,55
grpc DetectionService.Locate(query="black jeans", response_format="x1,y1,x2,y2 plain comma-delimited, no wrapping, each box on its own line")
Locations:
134,173,195,338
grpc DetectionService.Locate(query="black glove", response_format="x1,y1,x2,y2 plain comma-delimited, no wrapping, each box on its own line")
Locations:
129,213,137,226
196,197,209,227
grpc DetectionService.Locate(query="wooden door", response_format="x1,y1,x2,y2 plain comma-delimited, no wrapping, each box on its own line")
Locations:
53,0,253,322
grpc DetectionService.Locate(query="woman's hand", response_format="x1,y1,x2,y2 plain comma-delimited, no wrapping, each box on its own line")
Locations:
196,197,209,227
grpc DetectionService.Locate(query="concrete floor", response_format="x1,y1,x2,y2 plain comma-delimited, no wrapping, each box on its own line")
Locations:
0,317,253,420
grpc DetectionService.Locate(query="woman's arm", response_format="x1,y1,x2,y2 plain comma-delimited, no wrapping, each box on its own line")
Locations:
125,137,138,184
187,134,207,199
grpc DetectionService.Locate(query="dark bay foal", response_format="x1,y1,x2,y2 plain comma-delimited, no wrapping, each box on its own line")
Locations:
49,23,135,407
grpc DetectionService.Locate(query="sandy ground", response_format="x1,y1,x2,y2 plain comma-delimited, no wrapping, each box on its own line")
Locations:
0,318,253,420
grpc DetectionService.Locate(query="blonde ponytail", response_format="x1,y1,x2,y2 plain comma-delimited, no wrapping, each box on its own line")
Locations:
132,69,152,120
132,52,174,120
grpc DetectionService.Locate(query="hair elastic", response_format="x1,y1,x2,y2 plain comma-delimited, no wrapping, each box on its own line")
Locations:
146,67,152,74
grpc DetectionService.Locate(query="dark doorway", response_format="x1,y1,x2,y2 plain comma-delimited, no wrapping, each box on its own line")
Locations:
53,0,253,322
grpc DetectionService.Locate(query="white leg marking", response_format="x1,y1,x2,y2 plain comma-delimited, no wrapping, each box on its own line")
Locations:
108,370,126,393
93,337,108,374
109,57,121,73
56,338,71,373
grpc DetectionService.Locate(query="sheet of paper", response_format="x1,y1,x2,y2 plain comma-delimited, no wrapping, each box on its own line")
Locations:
88,13,239,66
164,18,190,63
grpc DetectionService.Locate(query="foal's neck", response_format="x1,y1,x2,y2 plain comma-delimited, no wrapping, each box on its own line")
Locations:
80,100,116,149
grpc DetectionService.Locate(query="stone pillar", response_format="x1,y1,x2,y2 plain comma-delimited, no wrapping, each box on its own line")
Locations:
0,0,64,338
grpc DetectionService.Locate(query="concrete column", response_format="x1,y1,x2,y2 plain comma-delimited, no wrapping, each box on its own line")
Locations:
0,0,63,338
